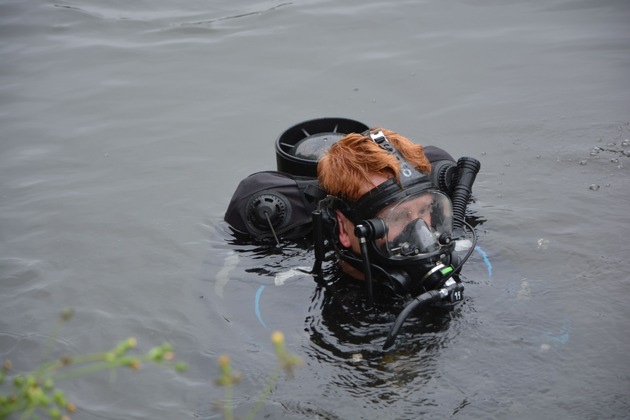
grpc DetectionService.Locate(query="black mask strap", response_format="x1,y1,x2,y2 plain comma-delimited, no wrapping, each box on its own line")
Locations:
368,130,425,188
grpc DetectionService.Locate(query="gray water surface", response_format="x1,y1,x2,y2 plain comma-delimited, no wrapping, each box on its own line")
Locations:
1,0,629,418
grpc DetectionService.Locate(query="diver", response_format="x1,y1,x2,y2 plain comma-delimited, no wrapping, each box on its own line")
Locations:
224,118,480,349
316,128,461,289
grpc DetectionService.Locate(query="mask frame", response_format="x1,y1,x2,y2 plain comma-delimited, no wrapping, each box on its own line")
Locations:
341,179,456,265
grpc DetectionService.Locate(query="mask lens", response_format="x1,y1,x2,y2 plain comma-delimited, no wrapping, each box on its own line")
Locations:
375,191,452,259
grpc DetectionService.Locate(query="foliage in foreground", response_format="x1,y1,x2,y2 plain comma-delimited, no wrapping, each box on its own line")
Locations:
0,309,186,420
0,310,301,420
214,330,302,420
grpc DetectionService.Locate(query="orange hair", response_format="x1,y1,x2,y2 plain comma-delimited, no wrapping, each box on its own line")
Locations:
317,128,431,201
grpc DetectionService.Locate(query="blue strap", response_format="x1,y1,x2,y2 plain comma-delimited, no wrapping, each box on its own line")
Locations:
475,245,493,279
255,285,268,329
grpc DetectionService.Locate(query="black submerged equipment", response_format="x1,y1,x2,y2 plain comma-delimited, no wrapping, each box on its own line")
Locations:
224,171,321,244
276,117,370,178
224,118,481,349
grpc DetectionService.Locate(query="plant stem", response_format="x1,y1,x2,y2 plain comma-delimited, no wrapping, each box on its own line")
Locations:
224,384,234,420
244,366,281,420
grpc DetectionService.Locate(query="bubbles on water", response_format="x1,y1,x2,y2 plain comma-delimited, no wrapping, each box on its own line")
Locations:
351,353,363,363
505,162,511,167
587,138,630,162
481,151,487,156
455,239,473,252
517,280,531,301
589,184,600,191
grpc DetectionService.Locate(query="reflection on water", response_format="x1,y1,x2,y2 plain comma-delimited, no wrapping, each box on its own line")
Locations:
304,271,463,409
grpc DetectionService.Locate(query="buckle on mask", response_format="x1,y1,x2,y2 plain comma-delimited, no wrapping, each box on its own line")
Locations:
368,130,426,187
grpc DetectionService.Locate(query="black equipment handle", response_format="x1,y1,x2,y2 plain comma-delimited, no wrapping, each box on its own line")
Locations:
354,219,386,308
311,210,324,274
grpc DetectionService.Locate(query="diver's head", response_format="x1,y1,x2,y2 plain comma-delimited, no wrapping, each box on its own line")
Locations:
317,129,432,202
317,129,457,295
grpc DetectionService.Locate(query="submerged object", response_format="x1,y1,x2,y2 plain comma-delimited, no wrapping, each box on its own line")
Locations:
275,117,369,177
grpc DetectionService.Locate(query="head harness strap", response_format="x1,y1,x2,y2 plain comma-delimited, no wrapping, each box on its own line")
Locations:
368,130,425,187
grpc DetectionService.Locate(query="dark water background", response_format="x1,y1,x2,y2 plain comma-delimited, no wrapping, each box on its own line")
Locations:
1,0,629,418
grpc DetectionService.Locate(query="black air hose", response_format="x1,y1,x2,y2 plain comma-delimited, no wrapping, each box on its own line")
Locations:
451,157,481,229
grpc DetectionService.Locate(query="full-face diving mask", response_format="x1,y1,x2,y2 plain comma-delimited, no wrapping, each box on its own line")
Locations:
353,180,453,260
337,176,457,296
320,131,458,300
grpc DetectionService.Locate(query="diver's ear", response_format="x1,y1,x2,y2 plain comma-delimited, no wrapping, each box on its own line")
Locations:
336,210,353,248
